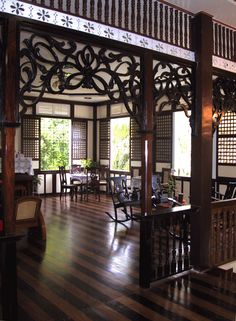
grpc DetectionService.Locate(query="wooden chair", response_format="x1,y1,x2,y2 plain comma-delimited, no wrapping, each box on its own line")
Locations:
98,165,109,193
212,181,236,200
14,196,46,241
106,176,140,222
58,166,78,200
82,168,100,201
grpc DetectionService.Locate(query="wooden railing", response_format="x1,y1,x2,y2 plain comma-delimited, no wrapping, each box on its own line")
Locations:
139,205,198,288
213,21,236,61
210,199,236,266
20,0,194,50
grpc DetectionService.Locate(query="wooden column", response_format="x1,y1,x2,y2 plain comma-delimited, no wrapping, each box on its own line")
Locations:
2,18,19,234
190,12,213,268
140,52,154,215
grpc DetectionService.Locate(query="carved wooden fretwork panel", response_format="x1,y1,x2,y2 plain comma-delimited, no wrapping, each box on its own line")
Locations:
19,31,142,126
153,60,193,116
213,76,236,114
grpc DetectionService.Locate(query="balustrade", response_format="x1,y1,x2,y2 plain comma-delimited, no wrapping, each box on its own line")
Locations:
139,205,198,288
210,199,236,266
20,0,193,50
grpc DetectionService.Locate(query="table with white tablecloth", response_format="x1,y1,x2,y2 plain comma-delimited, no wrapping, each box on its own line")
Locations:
15,155,34,175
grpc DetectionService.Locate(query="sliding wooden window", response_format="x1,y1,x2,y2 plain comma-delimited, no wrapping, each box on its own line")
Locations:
21,116,40,160
99,119,110,160
218,111,236,165
72,120,87,160
155,113,172,162
130,118,141,161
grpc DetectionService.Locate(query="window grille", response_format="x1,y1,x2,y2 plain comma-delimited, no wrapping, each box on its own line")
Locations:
72,121,87,160
100,120,110,160
130,118,141,161
155,113,172,162
22,117,40,160
218,112,236,165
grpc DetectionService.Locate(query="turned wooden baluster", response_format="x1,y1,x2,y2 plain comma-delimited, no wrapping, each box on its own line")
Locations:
218,25,222,57
179,12,183,48
159,3,163,41
90,0,94,20
97,0,102,22
124,0,128,30
131,0,135,32
83,0,87,17
58,0,62,11
170,7,174,44
105,0,109,25
143,0,147,35
137,0,141,34
222,26,226,60
75,0,79,14
66,0,71,13
118,0,122,28
154,2,158,39
148,0,153,37
184,13,188,49
171,216,177,274
175,9,179,46
111,0,115,26
165,5,168,42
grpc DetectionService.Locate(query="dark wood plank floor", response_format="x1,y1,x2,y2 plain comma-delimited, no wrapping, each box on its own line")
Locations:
16,195,236,321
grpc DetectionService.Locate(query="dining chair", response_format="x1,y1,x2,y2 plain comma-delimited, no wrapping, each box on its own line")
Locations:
83,168,100,201
14,195,46,241
98,165,109,193
58,166,78,200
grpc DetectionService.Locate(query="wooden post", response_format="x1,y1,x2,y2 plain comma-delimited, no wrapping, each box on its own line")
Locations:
190,12,213,268
2,18,19,234
140,52,154,215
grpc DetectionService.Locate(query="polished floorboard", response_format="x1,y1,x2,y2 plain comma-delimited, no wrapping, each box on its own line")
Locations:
17,195,236,321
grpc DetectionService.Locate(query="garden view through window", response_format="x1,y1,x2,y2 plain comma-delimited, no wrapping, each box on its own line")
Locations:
110,117,130,171
173,111,191,177
40,118,71,170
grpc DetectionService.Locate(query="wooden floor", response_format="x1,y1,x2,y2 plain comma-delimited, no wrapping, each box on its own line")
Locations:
16,195,236,321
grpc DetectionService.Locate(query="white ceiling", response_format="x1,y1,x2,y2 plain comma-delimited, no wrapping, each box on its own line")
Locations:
164,0,236,28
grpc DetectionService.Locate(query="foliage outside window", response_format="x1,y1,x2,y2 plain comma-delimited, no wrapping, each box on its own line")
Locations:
173,111,191,177
40,118,70,170
110,117,130,171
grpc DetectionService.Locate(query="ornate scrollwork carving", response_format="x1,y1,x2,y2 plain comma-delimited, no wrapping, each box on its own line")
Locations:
213,76,236,114
20,32,142,126
153,60,193,116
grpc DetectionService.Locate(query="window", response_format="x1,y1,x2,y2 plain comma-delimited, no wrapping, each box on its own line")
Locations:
22,115,87,171
173,111,191,176
110,117,130,171
40,118,71,170
218,111,236,165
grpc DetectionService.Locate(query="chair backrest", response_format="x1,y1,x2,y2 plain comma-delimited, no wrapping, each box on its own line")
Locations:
70,164,84,174
107,176,129,205
162,168,171,184
224,182,236,199
98,165,109,181
59,166,68,185
15,196,42,225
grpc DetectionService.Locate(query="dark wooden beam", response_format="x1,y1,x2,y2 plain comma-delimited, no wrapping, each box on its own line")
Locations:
190,12,213,268
2,18,19,234
140,52,154,215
